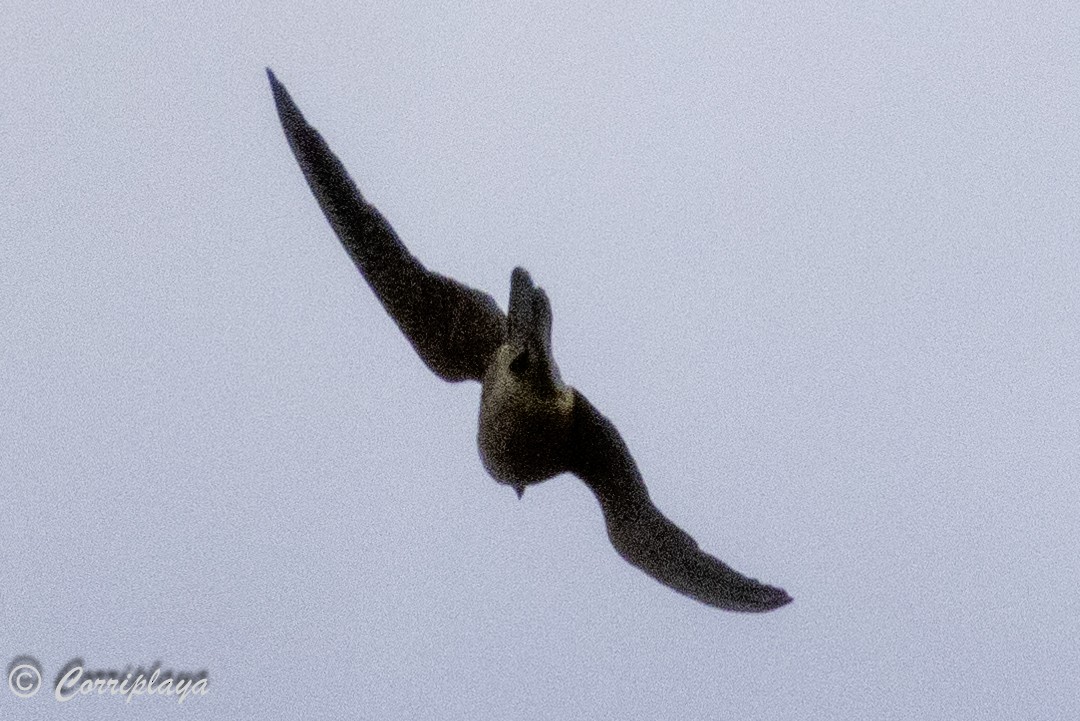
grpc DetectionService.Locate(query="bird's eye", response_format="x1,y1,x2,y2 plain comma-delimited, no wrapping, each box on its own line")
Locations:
510,349,529,374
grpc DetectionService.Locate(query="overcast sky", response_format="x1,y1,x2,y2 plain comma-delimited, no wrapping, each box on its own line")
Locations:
3,2,1078,719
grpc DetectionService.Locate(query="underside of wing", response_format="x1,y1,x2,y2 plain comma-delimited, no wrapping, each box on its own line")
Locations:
268,69,506,382
566,391,792,612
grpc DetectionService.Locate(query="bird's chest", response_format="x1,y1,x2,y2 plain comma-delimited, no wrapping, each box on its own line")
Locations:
477,380,572,485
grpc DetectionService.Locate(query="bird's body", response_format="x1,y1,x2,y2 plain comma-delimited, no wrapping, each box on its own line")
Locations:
479,343,575,491
268,68,792,612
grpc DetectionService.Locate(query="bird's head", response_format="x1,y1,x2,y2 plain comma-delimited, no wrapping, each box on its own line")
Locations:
505,267,564,397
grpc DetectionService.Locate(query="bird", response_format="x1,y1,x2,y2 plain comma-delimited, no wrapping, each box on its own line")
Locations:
267,68,791,612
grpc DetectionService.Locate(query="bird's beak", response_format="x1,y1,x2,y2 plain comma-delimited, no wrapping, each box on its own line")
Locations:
513,484,525,499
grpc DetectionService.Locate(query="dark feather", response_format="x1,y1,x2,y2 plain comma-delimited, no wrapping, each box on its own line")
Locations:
567,391,792,612
268,69,506,382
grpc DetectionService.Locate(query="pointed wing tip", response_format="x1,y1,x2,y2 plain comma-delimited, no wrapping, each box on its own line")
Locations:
266,67,285,97
267,69,286,99
730,584,793,613
760,586,794,611
266,68,302,125
265,69,324,171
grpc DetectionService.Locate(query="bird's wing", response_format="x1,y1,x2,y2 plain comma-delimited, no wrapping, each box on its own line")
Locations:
565,390,792,612
268,69,506,382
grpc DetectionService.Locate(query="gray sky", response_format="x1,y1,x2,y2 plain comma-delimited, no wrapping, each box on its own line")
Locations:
3,2,1078,719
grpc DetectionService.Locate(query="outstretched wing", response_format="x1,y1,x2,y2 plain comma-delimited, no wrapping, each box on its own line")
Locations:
566,390,792,612
268,69,506,382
